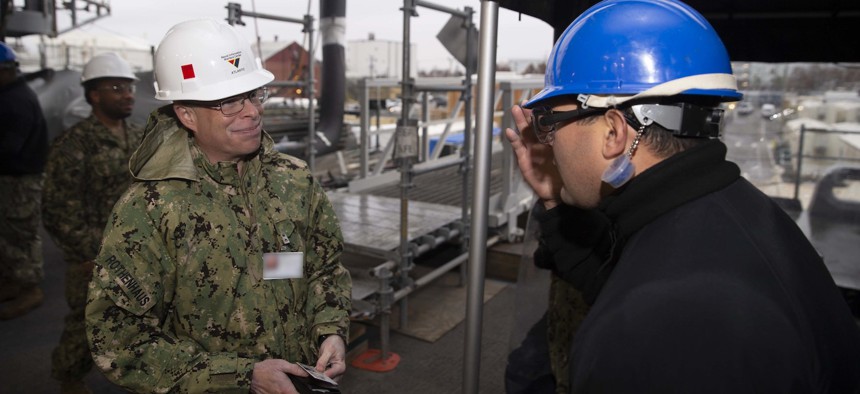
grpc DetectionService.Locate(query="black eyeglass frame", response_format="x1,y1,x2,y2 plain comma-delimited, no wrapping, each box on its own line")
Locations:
530,106,608,144
186,87,269,116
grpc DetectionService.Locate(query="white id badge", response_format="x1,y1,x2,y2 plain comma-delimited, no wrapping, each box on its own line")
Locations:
263,252,304,280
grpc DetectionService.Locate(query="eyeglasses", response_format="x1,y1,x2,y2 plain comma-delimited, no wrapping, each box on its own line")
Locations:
195,87,269,116
530,106,607,144
97,83,136,94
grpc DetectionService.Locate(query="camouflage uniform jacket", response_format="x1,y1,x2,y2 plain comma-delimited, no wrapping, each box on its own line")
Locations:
86,107,352,393
42,115,144,263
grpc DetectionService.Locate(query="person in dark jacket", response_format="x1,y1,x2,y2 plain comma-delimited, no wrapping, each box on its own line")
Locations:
0,41,49,320
504,1,860,393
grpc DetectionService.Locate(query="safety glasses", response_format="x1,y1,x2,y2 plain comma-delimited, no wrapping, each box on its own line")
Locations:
194,87,269,116
97,83,137,95
530,106,607,144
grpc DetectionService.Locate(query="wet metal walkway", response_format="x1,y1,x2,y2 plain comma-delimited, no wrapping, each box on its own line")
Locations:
327,150,506,263
326,148,509,319
327,192,463,262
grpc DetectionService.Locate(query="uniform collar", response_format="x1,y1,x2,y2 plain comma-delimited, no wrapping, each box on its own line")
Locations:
131,105,275,183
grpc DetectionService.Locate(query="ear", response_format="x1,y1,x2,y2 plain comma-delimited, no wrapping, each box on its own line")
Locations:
601,109,630,160
173,104,198,133
87,89,100,106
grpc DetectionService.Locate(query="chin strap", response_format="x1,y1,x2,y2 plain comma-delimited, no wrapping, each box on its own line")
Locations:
601,124,646,189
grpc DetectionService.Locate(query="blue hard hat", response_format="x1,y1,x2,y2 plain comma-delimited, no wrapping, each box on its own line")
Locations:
1,42,16,63
526,0,742,108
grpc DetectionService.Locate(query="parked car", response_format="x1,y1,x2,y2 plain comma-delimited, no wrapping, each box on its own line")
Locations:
736,101,755,116
761,103,777,118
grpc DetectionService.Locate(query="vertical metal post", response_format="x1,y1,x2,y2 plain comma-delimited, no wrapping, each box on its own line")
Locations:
422,92,430,162
40,42,48,70
794,124,806,201
460,6,474,285
70,0,77,27
464,1,498,393
398,0,417,330
305,14,316,174
500,81,518,239
377,267,394,360
149,45,156,73
359,78,370,178
376,98,382,151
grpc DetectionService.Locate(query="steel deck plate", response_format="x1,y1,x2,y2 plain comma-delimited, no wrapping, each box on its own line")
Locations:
327,192,463,254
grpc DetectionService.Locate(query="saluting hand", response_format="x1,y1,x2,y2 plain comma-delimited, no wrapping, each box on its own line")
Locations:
505,102,563,210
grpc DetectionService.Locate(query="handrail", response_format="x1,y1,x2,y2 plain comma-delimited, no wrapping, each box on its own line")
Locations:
793,125,860,200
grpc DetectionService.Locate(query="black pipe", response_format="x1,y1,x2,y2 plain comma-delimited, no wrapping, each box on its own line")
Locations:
316,0,346,156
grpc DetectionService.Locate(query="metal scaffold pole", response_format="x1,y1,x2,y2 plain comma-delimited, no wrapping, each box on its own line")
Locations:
460,6,475,286
304,14,316,173
464,1,498,393
397,0,418,331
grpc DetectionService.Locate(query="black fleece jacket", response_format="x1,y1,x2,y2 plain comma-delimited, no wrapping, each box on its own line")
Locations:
536,140,860,393
0,77,48,175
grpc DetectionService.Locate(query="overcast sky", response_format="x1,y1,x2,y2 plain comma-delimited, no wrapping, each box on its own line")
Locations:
55,0,555,72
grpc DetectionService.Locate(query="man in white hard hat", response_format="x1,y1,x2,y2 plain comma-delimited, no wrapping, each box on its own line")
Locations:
42,51,144,394
84,19,351,393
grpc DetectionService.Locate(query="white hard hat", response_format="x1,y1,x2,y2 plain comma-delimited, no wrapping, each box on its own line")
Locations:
153,18,274,101
81,52,138,83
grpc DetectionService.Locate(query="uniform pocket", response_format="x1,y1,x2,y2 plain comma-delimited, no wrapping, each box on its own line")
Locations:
267,197,305,254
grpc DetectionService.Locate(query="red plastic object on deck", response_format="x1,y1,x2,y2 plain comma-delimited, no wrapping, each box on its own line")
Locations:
350,349,401,372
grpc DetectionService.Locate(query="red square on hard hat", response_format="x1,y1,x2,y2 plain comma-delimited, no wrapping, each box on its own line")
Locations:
181,64,195,80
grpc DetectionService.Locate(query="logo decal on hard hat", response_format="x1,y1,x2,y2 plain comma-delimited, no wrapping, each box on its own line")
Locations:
181,64,195,80
221,51,244,73
225,56,241,68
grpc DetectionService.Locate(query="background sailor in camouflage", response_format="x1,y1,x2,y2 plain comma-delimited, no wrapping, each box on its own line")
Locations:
545,275,589,394
42,52,143,394
0,176,45,300
86,19,351,394
504,203,593,394
0,41,49,320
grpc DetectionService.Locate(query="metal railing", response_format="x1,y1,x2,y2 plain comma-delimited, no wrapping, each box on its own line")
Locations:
793,125,860,200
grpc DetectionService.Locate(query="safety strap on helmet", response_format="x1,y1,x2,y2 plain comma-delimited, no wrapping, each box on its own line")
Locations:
628,103,725,139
